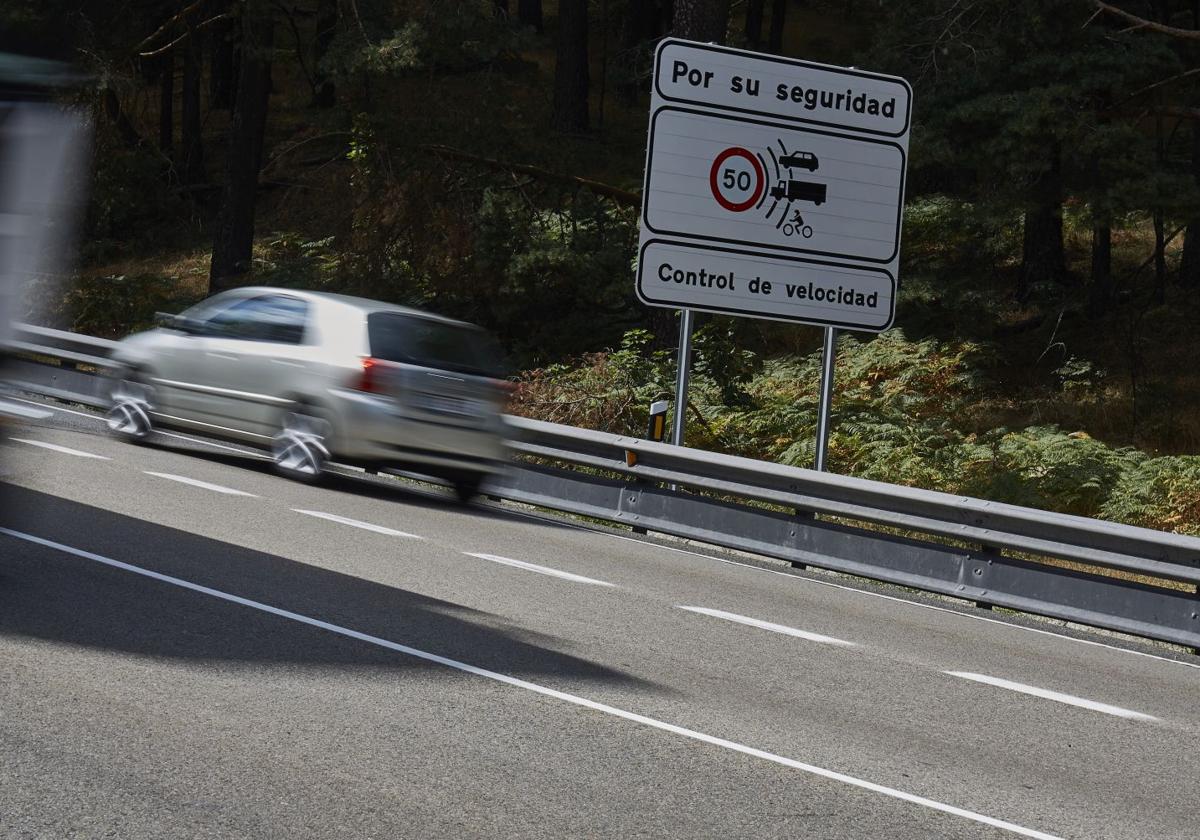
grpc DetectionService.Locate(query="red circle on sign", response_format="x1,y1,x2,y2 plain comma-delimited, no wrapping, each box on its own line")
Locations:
709,147,765,212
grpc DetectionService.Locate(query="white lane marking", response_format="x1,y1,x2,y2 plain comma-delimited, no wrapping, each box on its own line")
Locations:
155,430,267,457
5,396,99,420
292,509,423,539
4,397,266,456
9,437,111,460
0,399,52,419
0,527,1064,840
463,552,617,588
143,471,257,497
946,672,1159,722
678,606,857,647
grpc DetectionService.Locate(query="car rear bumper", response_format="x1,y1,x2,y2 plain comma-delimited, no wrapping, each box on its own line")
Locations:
324,388,509,474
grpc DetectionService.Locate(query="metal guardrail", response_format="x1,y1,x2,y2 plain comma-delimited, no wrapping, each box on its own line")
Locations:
6,322,1200,651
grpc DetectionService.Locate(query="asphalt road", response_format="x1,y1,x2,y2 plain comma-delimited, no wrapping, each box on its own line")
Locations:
2,396,1199,839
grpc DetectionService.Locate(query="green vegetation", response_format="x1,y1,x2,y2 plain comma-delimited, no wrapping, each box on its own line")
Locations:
19,0,1200,531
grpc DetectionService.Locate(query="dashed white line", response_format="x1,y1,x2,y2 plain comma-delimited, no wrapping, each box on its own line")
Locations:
9,437,111,460
463,552,616,588
143,471,257,497
292,509,423,539
0,526,1066,840
945,672,1159,722
533,513,1200,671
678,606,858,647
15,394,1199,672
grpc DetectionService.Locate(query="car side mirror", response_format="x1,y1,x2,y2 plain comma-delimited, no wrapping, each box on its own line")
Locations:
155,312,203,335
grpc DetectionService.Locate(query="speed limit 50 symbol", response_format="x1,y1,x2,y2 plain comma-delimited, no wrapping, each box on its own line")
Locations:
709,147,765,212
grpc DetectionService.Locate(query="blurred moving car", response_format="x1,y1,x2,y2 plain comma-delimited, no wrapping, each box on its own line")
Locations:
106,287,511,501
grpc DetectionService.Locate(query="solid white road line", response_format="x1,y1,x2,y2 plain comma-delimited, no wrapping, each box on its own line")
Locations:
678,606,857,647
5,396,266,456
0,399,52,419
0,526,1065,840
292,509,423,539
463,552,617,588
155,430,268,457
5,396,98,420
945,672,1159,722
143,471,258,497
9,437,111,460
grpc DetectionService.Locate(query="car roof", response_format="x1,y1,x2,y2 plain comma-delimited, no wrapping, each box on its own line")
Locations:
222,287,481,329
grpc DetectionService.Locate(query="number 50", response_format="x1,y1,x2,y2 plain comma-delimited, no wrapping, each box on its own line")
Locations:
723,169,752,190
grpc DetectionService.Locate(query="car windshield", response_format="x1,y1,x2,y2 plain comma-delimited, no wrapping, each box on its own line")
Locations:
367,312,503,377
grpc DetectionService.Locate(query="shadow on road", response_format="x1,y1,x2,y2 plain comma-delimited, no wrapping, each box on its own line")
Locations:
0,484,663,693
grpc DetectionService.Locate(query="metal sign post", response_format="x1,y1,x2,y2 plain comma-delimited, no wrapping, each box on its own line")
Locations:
671,309,695,446
813,326,837,471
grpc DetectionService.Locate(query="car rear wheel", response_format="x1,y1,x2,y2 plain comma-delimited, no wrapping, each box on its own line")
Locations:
106,373,155,443
272,406,331,483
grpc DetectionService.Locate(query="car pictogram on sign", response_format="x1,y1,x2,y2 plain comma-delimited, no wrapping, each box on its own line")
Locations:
779,150,819,171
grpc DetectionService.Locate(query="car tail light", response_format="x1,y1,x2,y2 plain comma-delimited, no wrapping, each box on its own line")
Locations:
356,357,382,392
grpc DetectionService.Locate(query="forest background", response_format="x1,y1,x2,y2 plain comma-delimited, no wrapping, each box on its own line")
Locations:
7,0,1200,534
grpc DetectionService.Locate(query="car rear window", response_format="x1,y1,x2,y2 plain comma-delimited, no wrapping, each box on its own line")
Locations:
367,312,502,376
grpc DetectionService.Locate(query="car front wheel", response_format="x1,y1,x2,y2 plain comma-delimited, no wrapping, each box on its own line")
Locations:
106,373,155,443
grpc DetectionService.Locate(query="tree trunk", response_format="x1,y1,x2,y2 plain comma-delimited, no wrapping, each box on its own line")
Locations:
181,30,205,184
209,11,234,110
673,0,731,42
209,5,274,293
102,88,143,149
518,0,543,33
1153,210,1167,304
1017,203,1065,302
767,0,787,53
745,0,765,48
1153,94,1167,304
552,0,589,133
1090,223,1112,316
1181,129,1200,285
616,0,664,103
313,0,337,108
159,52,174,153
1017,147,1066,301
494,0,509,17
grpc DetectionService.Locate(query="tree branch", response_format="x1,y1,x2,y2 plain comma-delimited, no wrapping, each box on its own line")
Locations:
1090,0,1200,40
137,0,210,50
139,13,234,57
420,144,641,207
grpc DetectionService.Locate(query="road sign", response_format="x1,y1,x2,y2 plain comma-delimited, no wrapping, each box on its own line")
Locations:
637,39,912,331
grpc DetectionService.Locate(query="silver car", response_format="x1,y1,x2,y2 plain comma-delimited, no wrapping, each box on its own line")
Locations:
106,287,510,501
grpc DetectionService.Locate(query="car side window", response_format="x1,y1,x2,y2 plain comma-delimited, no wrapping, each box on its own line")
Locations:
202,295,309,344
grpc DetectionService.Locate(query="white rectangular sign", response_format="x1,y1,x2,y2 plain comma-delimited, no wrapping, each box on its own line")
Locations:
636,40,912,332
